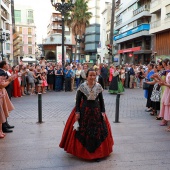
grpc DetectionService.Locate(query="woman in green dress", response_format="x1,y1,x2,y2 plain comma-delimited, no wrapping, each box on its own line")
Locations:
109,65,124,94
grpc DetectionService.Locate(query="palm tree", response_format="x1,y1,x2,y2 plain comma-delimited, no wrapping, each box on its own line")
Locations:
65,0,92,61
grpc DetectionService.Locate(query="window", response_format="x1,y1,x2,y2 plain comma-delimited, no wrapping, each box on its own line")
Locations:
6,43,10,51
14,10,21,23
20,37,23,43
27,10,33,18
28,47,32,54
19,27,22,34
27,10,34,24
28,28,32,35
28,37,32,44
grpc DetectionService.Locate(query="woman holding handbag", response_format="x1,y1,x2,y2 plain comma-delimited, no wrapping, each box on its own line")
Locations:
144,63,155,112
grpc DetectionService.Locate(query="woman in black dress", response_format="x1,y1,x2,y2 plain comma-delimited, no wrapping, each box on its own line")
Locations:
47,65,55,91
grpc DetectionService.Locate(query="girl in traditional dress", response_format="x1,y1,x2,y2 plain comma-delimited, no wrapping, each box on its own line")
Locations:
41,72,48,94
59,68,114,161
109,65,124,94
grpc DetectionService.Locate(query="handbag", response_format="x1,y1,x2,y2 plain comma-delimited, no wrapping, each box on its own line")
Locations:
143,82,150,90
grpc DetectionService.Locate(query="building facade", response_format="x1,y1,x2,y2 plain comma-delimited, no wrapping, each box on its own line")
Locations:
0,0,11,61
85,0,100,63
13,4,36,62
150,0,170,61
98,1,112,64
47,11,69,37
114,0,152,64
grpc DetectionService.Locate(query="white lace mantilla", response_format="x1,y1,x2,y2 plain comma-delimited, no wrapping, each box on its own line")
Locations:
78,82,103,100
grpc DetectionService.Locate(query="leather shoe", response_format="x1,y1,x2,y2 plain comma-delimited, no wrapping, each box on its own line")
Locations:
6,124,14,129
6,122,14,129
2,128,13,133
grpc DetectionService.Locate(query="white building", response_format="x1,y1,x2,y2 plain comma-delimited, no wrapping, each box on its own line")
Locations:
114,0,152,64
0,0,11,61
98,1,112,64
14,4,36,61
149,0,170,60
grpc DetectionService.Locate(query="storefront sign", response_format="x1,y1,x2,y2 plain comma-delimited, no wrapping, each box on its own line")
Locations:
118,46,141,54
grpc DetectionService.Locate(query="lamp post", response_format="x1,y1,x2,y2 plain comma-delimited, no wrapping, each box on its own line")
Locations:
51,0,76,68
0,28,10,60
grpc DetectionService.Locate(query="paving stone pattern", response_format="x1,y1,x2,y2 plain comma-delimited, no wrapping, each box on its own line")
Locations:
0,89,170,170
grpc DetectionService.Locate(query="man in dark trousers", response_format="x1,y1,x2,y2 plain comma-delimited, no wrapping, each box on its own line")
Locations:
101,64,108,89
125,63,130,88
0,60,14,133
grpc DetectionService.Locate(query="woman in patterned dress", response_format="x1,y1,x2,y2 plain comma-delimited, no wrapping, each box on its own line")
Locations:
158,60,170,128
59,69,114,161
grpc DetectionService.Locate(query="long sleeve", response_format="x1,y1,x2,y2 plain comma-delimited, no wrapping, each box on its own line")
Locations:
76,90,83,112
98,92,105,113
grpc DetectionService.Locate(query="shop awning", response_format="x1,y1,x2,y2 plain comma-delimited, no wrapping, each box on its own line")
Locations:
118,46,141,54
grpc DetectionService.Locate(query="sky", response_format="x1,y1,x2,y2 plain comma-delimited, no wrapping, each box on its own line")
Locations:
14,0,53,43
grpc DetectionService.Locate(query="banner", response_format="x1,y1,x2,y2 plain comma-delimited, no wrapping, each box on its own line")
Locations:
56,46,66,63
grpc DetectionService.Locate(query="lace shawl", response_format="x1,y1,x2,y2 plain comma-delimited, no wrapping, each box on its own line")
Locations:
78,82,103,100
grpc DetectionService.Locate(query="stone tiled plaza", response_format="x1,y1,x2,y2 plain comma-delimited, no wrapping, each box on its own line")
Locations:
0,89,170,170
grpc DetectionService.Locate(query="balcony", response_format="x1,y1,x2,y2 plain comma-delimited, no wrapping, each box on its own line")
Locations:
150,0,161,14
13,32,20,41
53,17,62,22
150,16,170,34
52,24,62,30
2,0,10,7
13,38,21,45
116,19,122,26
150,20,161,29
14,50,20,57
114,24,150,42
13,45,20,52
1,11,9,20
133,4,150,16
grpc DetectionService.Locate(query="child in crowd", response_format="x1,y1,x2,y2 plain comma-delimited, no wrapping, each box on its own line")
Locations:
41,72,48,94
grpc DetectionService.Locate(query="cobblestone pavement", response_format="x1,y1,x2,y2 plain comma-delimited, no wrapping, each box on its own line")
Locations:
0,89,170,170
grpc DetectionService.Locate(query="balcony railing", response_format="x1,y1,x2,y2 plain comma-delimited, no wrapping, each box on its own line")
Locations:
52,25,62,30
133,4,150,16
2,0,10,7
114,24,150,41
1,11,9,20
150,20,161,29
53,17,62,22
116,19,122,26
13,45,20,52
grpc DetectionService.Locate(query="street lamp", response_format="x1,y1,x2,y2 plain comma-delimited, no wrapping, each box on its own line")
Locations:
51,0,76,68
0,28,10,60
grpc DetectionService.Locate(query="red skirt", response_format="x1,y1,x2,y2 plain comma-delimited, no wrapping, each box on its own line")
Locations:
59,107,114,160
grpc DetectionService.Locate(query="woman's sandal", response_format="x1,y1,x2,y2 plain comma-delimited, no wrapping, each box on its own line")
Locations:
165,127,170,132
160,122,167,126
150,110,157,116
156,116,162,120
